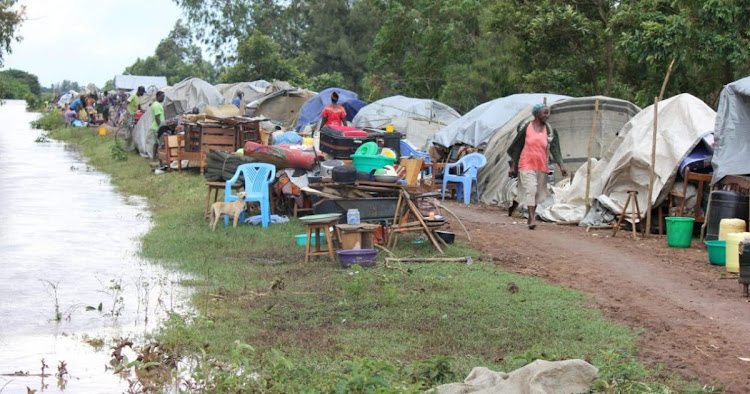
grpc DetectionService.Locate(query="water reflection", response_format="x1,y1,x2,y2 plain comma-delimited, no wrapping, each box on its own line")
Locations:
0,101,189,393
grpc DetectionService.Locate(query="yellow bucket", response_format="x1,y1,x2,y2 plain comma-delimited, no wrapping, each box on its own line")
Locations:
385,125,395,133
98,126,107,136
303,137,314,146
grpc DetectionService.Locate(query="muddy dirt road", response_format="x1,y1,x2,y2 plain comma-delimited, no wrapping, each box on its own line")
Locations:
446,202,750,392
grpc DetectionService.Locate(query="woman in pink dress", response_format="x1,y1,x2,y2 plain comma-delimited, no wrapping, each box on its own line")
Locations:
507,103,568,229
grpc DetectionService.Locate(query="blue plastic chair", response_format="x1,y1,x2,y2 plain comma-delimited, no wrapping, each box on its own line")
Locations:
441,153,487,205
399,140,432,175
224,163,276,228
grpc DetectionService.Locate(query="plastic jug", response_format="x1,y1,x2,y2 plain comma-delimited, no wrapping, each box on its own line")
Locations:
719,218,746,241
725,232,750,273
347,209,360,225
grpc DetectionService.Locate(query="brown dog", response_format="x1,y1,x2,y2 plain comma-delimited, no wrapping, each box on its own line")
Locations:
209,192,247,231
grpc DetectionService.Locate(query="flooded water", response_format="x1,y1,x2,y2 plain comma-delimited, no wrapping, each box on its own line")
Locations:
0,101,189,393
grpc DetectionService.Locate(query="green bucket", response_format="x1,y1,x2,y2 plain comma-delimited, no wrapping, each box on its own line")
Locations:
705,240,726,266
665,217,695,248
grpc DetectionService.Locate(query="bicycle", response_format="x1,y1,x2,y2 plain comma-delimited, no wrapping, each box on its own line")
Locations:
114,111,136,145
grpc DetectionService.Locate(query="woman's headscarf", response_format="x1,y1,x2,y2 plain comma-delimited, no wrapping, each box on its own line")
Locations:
532,103,548,116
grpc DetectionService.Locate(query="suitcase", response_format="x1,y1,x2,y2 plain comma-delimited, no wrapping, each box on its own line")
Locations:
320,126,375,159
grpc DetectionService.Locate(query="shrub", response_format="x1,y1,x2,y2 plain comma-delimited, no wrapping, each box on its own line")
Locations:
30,111,66,131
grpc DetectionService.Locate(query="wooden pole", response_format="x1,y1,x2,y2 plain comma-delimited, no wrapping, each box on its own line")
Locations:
645,58,676,237
585,99,600,216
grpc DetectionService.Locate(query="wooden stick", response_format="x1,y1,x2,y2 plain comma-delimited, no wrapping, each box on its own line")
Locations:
385,257,472,263
556,220,580,226
585,99,600,216
645,58,676,237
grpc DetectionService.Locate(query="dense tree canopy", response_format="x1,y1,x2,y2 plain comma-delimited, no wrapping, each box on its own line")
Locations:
166,0,749,112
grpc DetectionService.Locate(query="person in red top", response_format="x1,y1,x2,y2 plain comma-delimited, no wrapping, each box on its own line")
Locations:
321,91,347,127
507,103,568,229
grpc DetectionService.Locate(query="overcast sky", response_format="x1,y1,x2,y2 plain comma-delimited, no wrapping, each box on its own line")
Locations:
3,0,183,88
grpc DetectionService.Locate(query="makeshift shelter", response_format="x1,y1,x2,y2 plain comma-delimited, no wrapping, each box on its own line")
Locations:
295,87,360,131
479,96,640,207
540,94,716,223
217,80,273,105
56,90,78,107
432,93,570,149
251,88,317,129
352,95,461,151
132,78,224,159
113,75,168,91
712,75,750,184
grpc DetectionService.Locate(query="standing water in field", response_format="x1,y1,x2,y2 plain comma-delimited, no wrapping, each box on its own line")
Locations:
0,101,190,393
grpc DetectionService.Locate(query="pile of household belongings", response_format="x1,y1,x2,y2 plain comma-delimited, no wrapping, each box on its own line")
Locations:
132,77,224,159
539,93,716,225
437,359,598,394
351,95,461,151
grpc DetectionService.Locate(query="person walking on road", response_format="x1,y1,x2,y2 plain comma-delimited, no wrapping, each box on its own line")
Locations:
507,103,568,229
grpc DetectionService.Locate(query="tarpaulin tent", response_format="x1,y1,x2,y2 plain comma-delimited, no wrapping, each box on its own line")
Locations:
250,88,317,129
352,95,461,151
432,93,569,149
131,78,224,159
540,94,716,223
56,90,79,107
113,75,168,91
478,96,640,207
295,87,359,131
712,75,750,184
217,80,273,105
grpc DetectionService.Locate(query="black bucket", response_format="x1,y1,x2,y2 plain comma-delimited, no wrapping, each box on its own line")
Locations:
705,190,749,241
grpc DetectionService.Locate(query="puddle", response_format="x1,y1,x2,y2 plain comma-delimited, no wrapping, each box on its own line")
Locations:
0,101,191,393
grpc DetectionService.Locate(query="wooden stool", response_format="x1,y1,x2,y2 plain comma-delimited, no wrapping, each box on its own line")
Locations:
612,190,641,238
335,223,379,250
205,181,242,219
304,218,339,263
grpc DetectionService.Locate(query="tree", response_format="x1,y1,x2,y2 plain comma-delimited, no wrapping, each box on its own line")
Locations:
0,0,23,67
611,0,750,107
220,31,304,83
124,20,217,85
2,68,40,94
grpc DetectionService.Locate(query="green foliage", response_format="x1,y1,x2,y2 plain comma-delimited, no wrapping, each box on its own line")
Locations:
2,69,40,94
0,0,24,67
30,111,65,131
220,31,305,84
124,20,216,85
110,139,128,162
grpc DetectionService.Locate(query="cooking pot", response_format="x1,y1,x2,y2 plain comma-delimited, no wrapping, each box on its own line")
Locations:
332,165,357,184
320,159,344,178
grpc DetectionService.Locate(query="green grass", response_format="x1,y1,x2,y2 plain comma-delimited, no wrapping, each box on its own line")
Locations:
48,127,713,392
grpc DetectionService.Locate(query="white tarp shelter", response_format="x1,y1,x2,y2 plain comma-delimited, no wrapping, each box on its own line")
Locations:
712,75,750,184
541,93,716,223
217,80,274,105
352,95,461,151
478,96,640,207
132,77,224,158
114,75,168,91
432,93,569,149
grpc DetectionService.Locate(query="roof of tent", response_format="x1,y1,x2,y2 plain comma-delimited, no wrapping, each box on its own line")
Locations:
251,88,317,129
432,93,570,149
712,75,750,184
295,87,359,131
217,80,275,104
540,94,715,223
478,96,641,207
352,95,461,151
113,75,168,91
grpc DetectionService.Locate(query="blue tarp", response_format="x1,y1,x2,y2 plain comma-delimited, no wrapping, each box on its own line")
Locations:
343,99,368,122
296,87,360,131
